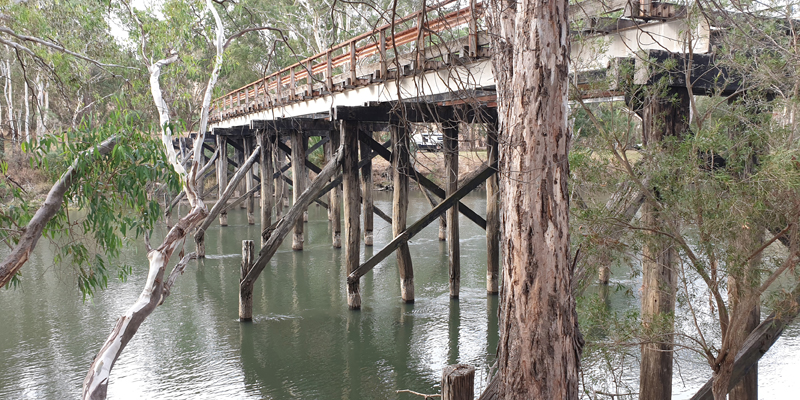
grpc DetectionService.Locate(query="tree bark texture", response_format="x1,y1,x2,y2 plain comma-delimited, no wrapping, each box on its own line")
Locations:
291,130,306,250
392,123,414,303
342,120,361,309
639,86,689,400
444,120,460,298
487,0,582,397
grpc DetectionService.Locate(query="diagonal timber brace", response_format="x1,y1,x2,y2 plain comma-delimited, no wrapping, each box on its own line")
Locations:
358,130,487,230
279,137,394,225
347,161,496,283
241,146,345,288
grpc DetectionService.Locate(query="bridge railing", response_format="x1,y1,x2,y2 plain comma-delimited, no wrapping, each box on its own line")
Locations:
211,0,484,122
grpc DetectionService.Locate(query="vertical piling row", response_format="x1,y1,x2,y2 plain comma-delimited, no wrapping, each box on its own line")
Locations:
342,120,361,309
392,123,414,303
486,124,500,294
331,130,342,248
291,129,306,250
359,131,374,246
259,130,274,247
244,136,255,224
239,240,254,321
444,121,460,299
216,135,228,226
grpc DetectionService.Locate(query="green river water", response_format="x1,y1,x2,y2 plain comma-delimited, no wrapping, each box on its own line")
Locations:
1,190,799,399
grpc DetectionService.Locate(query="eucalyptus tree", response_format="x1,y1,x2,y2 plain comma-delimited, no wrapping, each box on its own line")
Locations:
483,0,582,397
568,1,800,398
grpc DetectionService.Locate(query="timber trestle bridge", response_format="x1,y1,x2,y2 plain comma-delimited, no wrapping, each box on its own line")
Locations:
187,0,744,319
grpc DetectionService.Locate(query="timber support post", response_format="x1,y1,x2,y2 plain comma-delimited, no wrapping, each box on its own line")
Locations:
244,136,255,224
486,123,499,294
275,143,286,218
392,122,414,303
638,86,689,400
444,120,460,299
324,139,333,221
235,140,245,208
360,129,374,246
259,130,274,247
216,134,228,226
239,240,255,321
442,364,475,400
331,129,342,248
342,120,361,309
291,129,306,250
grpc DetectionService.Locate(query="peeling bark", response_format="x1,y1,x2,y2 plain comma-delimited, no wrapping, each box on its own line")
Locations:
487,0,582,397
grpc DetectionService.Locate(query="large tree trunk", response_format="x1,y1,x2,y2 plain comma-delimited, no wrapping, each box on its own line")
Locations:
487,0,582,397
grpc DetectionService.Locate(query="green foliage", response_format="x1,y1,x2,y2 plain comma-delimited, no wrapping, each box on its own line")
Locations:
2,109,180,297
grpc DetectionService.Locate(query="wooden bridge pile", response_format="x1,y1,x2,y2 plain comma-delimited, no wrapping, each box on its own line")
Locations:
189,102,500,316
174,1,781,397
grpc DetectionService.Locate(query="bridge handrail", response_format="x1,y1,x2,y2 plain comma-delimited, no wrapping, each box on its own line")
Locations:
210,0,646,122
211,0,483,120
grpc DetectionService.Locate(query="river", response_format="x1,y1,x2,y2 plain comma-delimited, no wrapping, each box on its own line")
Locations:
0,190,798,399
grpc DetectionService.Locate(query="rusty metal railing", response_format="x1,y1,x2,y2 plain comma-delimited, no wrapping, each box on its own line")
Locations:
211,0,484,122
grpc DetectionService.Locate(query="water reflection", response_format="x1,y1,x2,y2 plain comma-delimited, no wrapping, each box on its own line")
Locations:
0,190,496,399
4,189,800,399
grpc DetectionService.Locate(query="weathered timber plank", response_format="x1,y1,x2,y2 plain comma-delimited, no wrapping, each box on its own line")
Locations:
342,120,362,309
